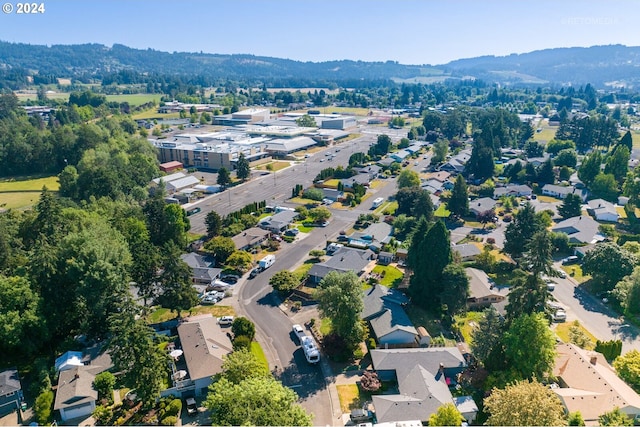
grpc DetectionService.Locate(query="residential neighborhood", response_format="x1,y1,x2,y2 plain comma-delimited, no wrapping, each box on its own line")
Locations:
4,17,640,427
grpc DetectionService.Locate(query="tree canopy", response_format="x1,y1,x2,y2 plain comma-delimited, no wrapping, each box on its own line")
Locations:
483,379,568,426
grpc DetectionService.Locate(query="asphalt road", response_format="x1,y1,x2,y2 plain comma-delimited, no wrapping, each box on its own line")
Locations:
550,261,640,352
234,219,350,426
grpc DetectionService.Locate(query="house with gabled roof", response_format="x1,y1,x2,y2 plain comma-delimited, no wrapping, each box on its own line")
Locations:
176,315,233,396
308,247,375,284
362,285,416,347
465,267,508,308
469,197,497,217
493,184,532,199
370,348,469,424
553,343,640,423
452,243,482,262
551,216,606,244
54,367,98,423
258,210,298,233
542,184,588,201
587,199,619,222
0,368,22,416
231,227,270,251
180,252,221,286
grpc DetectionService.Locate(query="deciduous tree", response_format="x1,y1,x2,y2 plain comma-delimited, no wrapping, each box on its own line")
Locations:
217,167,231,187
503,203,542,259
428,403,465,427
582,243,637,292
203,236,236,264
397,169,420,189
470,306,506,371
205,210,223,238
599,407,633,426
217,349,269,385
613,350,640,393
269,270,301,293
315,271,365,348
503,313,556,380
205,377,313,426
483,379,567,426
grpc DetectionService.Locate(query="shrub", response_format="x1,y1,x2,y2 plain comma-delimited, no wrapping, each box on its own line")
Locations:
166,398,182,417
354,347,365,359
360,370,382,392
486,237,496,245
161,415,178,426
367,338,376,349
35,390,54,425
93,405,113,425
232,335,251,351
322,333,351,361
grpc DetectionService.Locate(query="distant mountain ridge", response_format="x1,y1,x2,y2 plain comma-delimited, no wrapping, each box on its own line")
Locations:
1,41,639,88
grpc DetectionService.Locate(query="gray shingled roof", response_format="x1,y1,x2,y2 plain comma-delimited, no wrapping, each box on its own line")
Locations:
177,315,233,382
53,366,97,411
369,306,418,340
309,247,374,280
0,368,21,398
371,348,466,423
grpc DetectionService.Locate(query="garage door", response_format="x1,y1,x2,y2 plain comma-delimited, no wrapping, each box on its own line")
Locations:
62,402,94,421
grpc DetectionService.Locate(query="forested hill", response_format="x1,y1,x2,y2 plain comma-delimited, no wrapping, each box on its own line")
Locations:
2,41,640,88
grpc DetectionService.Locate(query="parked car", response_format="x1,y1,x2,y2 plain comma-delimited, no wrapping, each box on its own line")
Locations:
547,282,556,291
284,228,299,236
220,274,240,284
218,316,234,326
555,269,567,279
186,398,198,416
319,220,329,227
553,309,567,322
201,294,219,305
292,324,306,344
249,267,263,279
562,256,579,265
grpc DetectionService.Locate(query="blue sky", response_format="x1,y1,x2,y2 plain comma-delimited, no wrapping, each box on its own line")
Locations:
1,0,639,65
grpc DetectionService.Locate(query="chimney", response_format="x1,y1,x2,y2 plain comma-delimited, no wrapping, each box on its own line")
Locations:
590,355,597,365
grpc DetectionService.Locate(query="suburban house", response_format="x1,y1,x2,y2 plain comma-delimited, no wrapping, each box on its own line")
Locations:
54,367,99,423
370,348,472,424
308,247,375,284
362,285,417,347
466,267,508,309
422,179,445,195
175,315,233,397
321,188,344,202
452,243,482,262
551,216,606,244
0,368,22,416
258,210,298,233
587,199,619,222
542,184,588,201
390,150,411,163
553,343,640,423
353,165,382,180
492,184,533,199
469,197,497,217
438,150,471,174
180,252,221,287
427,171,452,183
340,174,372,191
53,349,113,423
231,227,271,251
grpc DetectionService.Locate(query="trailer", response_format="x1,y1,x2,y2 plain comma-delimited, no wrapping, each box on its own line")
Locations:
258,254,276,270
371,197,384,209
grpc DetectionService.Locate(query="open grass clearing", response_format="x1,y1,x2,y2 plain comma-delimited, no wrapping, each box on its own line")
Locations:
371,265,404,288
322,179,340,188
146,304,235,324
561,264,590,283
105,94,162,106
454,310,485,345
533,126,557,142
0,175,60,209
555,320,597,350
132,110,182,120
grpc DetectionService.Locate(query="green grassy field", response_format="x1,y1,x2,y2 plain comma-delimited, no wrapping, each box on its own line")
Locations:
105,94,162,106
132,109,182,120
0,175,60,209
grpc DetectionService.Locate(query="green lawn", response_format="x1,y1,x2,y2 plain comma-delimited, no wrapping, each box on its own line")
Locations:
132,110,182,120
250,341,269,370
293,260,317,277
536,195,561,203
374,201,397,215
434,204,451,218
533,126,557,142
454,311,484,345
295,223,315,233
337,384,369,412
146,304,235,323
256,161,291,172
0,175,60,209
322,179,340,188
105,94,162,106
555,320,597,350
372,265,404,288
561,264,590,283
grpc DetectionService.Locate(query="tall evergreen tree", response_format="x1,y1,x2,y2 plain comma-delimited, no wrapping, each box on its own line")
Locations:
217,167,231,187
536,159,555,185
578,150,602,186
409,221,451,310
558,193,583,219
503,203,542,260
236,153,250,181
205,210,223,237
447,175,469,217
605,145,630,183
620,130,633,153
